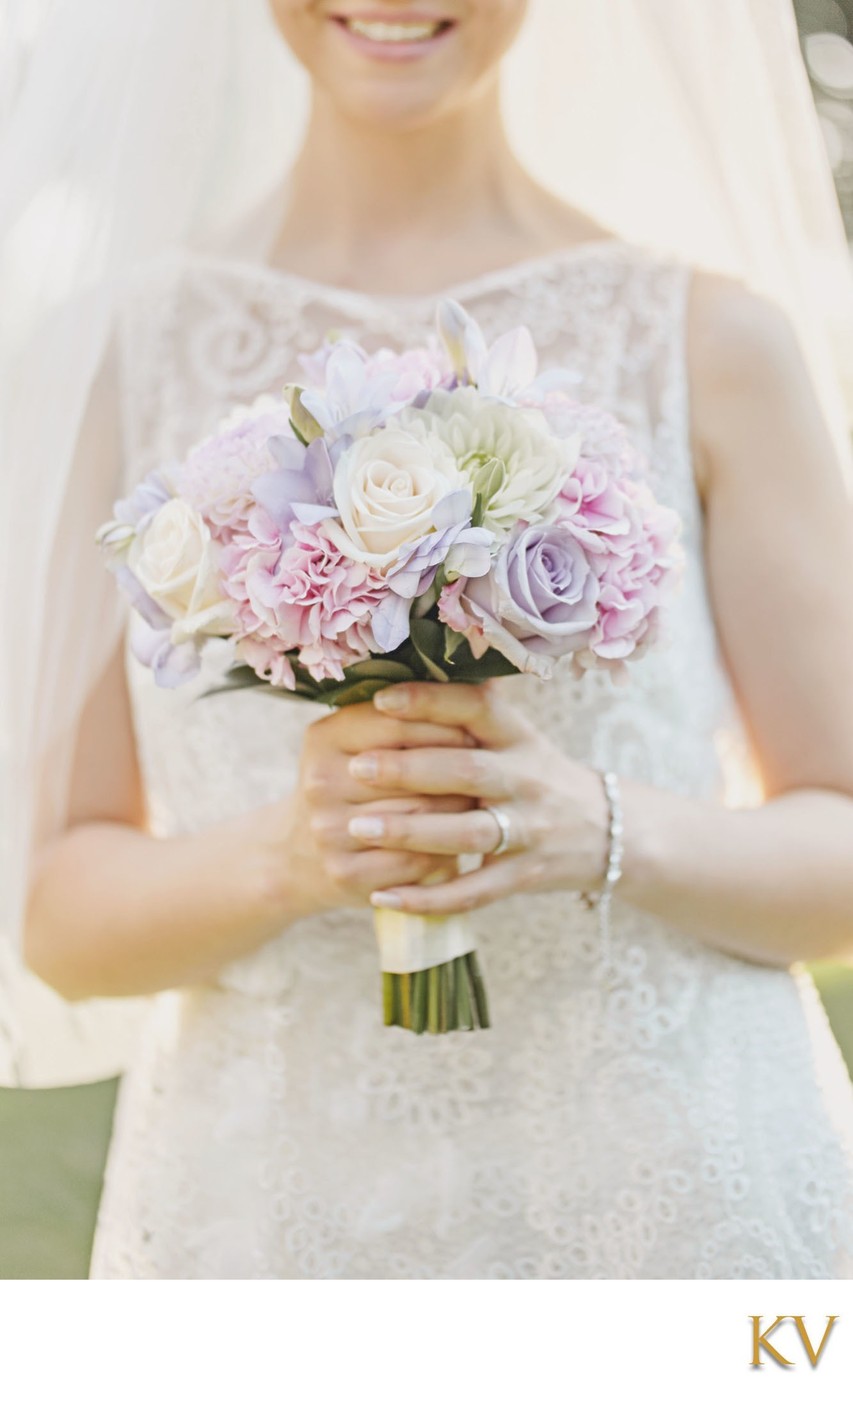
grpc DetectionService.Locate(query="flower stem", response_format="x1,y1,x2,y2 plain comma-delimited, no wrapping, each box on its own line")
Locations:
438,963,448,1033
412,970,427,1035
399,973,412,1030
445,959,458,1032
383,972,395,1026
427,966,441,1034
466,951,491,1029
456,958,474,1031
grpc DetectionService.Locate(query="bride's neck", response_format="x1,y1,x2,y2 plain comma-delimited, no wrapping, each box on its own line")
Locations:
268,82,560,292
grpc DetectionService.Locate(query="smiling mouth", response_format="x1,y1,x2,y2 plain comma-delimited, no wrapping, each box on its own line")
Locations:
333,16,455,45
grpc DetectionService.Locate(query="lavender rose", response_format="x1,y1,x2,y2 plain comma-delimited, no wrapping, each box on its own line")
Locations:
439,519,600,678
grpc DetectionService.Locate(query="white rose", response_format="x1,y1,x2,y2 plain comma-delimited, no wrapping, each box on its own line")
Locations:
325,424,462,571
128,499,234,641
400,386,578,538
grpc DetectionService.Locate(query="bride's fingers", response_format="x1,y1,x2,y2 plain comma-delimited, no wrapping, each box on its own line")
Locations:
307,748,481,806
369,851,534,915
324,846,458,893
347,744,512,800
309,705,477,756
373,679,526,748
309,794,473,851
346,804,527,857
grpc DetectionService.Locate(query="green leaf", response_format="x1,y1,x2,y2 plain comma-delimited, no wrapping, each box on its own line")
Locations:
337,658,416,683
443,626,465,663
285,385,324,444
412,581,438,618
409,617,450,682
199,667,266,700
443,636,521,683
315,677,397,708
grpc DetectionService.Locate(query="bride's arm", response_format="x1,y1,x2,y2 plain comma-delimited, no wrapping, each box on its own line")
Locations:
338,274,853,969
23,638,306,999
616,272,853,965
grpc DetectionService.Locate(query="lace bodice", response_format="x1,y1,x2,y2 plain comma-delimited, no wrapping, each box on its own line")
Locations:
88,240,853,1278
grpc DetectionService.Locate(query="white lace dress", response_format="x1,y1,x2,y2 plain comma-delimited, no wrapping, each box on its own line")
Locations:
88,240,853,1279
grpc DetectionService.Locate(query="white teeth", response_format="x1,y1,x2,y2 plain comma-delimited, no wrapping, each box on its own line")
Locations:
345,18,444,43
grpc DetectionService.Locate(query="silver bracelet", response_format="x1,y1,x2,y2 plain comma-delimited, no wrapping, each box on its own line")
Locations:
579,769,624,976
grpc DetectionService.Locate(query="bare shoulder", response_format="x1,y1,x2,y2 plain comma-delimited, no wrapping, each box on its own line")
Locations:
686,268,801,385
684,268,806,502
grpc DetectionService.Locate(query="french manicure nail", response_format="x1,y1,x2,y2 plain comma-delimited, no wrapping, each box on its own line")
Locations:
374,688,409,711
370,890,403,908
349,816,385,839
349,754,379,780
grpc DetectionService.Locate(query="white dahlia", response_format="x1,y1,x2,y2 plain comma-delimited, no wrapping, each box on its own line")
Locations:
399,386,578,538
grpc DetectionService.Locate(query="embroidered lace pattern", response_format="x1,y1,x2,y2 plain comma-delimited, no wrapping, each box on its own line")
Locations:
88,242,853,1278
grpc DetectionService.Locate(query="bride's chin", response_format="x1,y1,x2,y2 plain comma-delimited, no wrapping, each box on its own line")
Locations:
311,32,471,124
314,64,470,130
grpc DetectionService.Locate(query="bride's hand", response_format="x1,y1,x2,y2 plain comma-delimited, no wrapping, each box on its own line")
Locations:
277,699,477,920
343,681,611,915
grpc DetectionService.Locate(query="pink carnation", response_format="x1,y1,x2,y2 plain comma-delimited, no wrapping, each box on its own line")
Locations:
180,409,296,538
236,635,297,691
219,505,283,634
225,515,390,685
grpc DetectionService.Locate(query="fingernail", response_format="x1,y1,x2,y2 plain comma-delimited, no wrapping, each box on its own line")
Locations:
349,754,379,780
370,890,403,908
349,816,385,839
374,688,410,712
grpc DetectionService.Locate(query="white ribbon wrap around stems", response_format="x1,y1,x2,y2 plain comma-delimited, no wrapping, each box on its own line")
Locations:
373,909,477,975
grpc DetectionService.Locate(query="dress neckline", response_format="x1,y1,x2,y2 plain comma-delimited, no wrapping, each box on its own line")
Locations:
179,236,635,311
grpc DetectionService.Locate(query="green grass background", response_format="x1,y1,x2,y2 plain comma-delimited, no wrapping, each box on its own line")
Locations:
2,961,852,1279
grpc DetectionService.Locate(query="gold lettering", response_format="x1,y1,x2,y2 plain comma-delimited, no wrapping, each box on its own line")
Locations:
749,1316,794,1368
791,1316,839,1368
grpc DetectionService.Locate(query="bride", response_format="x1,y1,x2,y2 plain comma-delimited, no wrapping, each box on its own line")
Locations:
3,0,853,1278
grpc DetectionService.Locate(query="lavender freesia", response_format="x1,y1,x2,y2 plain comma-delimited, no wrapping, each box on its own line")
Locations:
437,297,581,403
252,435,337,537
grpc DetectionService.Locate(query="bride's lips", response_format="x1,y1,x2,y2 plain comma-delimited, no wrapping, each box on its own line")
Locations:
329,11,458,62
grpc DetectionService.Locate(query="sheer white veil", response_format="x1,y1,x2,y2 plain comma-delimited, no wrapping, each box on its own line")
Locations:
1,0,851,1087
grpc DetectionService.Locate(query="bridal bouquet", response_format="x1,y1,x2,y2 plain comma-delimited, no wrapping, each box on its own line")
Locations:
97,297,684,1034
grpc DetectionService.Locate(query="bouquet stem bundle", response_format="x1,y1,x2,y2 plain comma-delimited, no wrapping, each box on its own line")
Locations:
382,952,489,1034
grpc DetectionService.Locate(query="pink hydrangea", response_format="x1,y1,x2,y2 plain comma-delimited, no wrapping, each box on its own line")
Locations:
299,335,451,402
296,336,454,441
224,514,390,685
366,342,452,401
572,479,684,678
520,391,638,470
555,456,636,552
179,409,296,538
535,396,653,553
